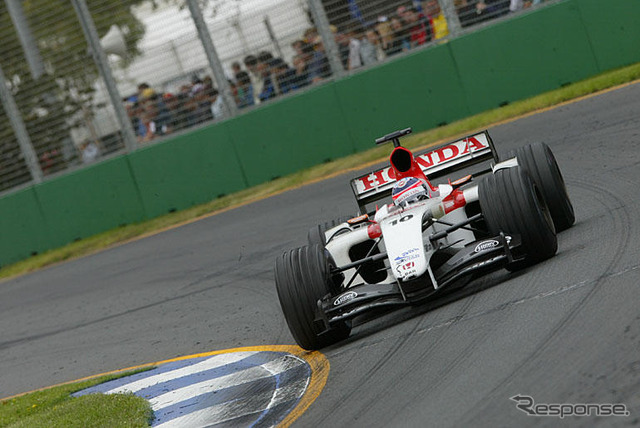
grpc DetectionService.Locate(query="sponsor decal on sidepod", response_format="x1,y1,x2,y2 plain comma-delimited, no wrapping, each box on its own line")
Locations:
474,236,513,253
474,240,500,253
334,291,358,306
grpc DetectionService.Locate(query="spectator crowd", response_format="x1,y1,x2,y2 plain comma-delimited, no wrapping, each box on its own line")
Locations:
120,0,546,143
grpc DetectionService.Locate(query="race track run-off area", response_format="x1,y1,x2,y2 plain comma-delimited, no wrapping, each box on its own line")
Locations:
1,82,640,427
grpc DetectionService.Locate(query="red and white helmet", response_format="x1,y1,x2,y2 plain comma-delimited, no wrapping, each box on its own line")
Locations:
391,177,429,206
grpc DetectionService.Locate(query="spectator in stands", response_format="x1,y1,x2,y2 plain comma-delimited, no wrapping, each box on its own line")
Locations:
270,58,299,94
292,39,306,56
186,80,214,125
138,90,172,141
39,149,60,175
81,139,100,163
235,71,254,108
168,85,193,131
389,16,411,54
404,7,433,47
396,5,411,23
358,27,378,66
468,0,511,25
365,27,386,62
509,0,523,11
137,82,151,98
423,0,449,40
291,39,312,84
292,54,310,87
209,87,225,120
138,87,157,142
332,26,351,70
129,84,156,141
303,27,319,45
231,61,242,79
203,75,214,91
375,17,396,57
138,103,154,142
243,54,263,104
257,51,278,102
307,37,332,82
125,96,146,139
228,79,238,105
346,24,364,70
509,0,541,10
455,0,480,27
153,93,172,135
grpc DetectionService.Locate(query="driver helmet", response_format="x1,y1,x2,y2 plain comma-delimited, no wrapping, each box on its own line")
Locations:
392,177,429,206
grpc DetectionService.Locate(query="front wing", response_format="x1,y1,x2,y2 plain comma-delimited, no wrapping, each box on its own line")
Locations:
317,233,520,328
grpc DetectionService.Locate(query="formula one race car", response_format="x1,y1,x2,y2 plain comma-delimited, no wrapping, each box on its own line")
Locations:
275,128,574,350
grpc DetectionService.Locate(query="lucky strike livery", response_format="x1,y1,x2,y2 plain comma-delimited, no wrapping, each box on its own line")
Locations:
275,128,575,350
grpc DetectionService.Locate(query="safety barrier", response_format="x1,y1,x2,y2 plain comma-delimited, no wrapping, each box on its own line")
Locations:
1,0,639,266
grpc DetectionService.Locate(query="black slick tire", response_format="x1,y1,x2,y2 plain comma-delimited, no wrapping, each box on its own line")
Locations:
275,244,351,350
508,142,575,231
479,166,557,269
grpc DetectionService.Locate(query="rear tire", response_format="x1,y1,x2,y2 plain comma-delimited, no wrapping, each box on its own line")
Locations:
479,166,557,269
275,244,351,350
508,142,575,231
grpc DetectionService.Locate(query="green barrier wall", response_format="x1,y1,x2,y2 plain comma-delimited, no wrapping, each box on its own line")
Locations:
33,156,145,250
128,124,248,219
225,83,357,186
576,0,640,71
2,0,639,266
334,43,471,150
0,188,48,264
450,1,599,113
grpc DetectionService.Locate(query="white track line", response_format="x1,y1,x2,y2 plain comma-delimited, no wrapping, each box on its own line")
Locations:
150,355,303,409
106,351,257,394
153,379,309,428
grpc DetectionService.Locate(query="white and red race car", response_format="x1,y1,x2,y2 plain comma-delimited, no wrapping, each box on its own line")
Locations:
275,128,574,350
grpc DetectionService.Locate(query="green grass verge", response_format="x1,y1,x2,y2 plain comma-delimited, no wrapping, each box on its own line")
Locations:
0,369,154,428
2,61,640,282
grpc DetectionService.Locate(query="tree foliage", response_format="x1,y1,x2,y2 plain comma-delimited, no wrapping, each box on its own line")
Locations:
0,0,147,189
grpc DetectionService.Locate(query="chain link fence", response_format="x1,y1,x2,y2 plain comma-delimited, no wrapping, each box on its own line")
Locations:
0,0,555,195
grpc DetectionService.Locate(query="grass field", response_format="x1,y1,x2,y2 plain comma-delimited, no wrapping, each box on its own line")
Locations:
1,62,639,284
0,370,153,428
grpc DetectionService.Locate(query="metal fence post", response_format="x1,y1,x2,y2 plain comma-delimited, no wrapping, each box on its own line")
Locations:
186,0,239,118
307,0,345,80
0,63,43,183
440,0,462,38
71,0,138,153
6,0,45,81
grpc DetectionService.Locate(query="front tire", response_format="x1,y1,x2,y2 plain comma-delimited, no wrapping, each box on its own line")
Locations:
479,166,557,269
275,244,351,350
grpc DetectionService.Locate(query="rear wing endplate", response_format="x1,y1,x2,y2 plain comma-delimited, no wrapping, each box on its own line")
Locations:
350,130,499,213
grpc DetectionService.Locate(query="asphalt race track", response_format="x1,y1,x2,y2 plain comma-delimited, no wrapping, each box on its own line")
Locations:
2,81,640,427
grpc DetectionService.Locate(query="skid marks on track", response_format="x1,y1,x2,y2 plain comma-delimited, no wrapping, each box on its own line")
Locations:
455,178,636,424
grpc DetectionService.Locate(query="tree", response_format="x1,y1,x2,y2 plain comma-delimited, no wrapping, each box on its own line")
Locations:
0,0,146,189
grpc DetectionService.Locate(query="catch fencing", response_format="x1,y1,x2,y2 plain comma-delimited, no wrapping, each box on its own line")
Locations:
1,0,555,195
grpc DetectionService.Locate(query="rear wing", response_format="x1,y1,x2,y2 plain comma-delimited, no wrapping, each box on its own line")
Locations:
350,130,499,213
